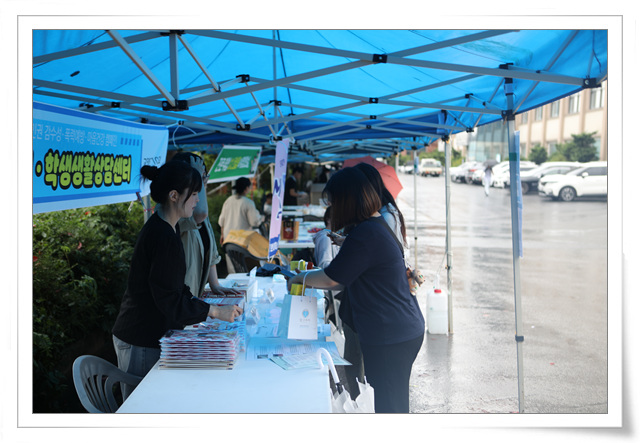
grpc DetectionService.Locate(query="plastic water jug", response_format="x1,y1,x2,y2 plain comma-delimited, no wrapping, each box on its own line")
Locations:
427,287,448,334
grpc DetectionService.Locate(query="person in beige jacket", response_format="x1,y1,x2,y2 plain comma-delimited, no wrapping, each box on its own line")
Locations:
218,177,264,272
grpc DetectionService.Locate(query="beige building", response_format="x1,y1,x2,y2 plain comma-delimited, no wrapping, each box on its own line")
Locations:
517,80,607,160
461,80,607,162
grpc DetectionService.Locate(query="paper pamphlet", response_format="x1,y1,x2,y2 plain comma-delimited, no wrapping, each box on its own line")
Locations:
269,342,351,370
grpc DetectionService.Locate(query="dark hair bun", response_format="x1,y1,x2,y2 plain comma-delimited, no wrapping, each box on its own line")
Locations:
140,165,160,181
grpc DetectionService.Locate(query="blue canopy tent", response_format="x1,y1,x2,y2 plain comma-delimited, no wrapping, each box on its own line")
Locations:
32,29,608,412
33,30,606,160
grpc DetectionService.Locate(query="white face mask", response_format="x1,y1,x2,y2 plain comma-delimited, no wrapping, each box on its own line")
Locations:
189,155,208,215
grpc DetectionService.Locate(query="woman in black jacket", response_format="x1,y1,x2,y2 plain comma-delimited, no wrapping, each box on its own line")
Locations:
112,161,242,399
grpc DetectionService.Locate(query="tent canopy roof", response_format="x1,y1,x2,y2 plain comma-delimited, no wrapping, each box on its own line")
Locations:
33,29,607,163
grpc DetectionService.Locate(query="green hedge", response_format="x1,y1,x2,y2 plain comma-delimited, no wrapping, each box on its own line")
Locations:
33,203,144,412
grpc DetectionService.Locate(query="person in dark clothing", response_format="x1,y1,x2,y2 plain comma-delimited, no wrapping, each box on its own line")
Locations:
287,167,424,413
284,165,306,206
112,161,243,399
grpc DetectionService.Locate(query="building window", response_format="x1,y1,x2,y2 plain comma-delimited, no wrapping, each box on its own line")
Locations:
548,141,558,155
535,107,543,121
521,112,528,124
590,87,604,109
550,101,560,118
567,94,580,114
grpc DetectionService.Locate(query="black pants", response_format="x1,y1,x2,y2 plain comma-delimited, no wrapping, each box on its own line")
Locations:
359,334,424,413
341,323,365,399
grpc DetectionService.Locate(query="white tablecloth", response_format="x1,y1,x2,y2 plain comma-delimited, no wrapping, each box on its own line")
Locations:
116,357,331,413
116,275,332,413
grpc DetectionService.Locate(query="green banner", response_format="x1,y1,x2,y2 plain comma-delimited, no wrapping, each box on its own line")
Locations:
208,145,262,183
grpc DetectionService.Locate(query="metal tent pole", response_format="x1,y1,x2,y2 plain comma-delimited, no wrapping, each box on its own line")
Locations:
443,135,453,334
504,76,525,413
412,147,418,270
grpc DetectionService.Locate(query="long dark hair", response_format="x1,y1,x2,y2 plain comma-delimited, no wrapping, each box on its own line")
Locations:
354,162,407,243
140,161,202,206
322,167,381,233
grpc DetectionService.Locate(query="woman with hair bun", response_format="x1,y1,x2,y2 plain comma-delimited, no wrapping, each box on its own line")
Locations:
112,161,243,399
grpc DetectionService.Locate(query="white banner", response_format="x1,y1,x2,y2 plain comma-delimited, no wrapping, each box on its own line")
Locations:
267,139,290,259
33,102,168,213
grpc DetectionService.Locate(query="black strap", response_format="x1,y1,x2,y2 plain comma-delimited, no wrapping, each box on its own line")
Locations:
370,216,404,258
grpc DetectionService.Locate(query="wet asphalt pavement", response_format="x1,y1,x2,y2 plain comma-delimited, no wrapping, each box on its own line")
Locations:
395,173,608,415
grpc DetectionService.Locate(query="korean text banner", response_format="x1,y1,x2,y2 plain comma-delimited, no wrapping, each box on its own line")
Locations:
208,145,262,183
268,139,289,259
33,102,168,214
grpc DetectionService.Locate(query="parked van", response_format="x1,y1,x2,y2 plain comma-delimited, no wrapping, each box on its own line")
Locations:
419,158,443,177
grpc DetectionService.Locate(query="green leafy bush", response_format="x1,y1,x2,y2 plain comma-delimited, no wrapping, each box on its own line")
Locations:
32,203,143,412
529,145,548,165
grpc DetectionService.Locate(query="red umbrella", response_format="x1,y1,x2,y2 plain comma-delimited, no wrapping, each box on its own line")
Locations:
342,156,403,199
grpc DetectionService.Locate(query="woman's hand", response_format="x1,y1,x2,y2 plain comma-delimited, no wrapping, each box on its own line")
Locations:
286,271,307,292
286,270,343,292
330,234,345,246
208,304,243,322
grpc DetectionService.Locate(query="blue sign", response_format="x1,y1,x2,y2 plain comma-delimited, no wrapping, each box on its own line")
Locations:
33,102,168,213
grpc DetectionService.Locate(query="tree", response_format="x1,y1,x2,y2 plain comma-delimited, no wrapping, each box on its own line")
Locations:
529,145,548,165
556,132,598,162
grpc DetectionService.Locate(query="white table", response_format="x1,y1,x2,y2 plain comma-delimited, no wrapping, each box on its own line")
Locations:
116,275,333,413
279,221,325,250
282,205,327,218
116,356,331,413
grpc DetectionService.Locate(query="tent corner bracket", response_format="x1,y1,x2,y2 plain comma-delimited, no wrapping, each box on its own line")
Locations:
162,100,189,111
372,54,388,63
582,77,600,88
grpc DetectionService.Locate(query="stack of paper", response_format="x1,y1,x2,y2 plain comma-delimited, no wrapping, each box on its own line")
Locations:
158,327,242,369
201,297,246,351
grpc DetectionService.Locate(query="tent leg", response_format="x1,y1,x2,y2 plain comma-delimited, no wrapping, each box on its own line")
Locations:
443,136,453,334
412,148,418,270
505,78,525,413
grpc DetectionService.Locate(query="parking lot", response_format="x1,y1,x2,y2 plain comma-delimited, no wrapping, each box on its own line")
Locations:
396,173,608,414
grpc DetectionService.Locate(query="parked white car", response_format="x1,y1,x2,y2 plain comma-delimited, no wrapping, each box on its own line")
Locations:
398,164,414,174
490,161,537,188
538,161,607,201
455,161,484,183
505,161,582,194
